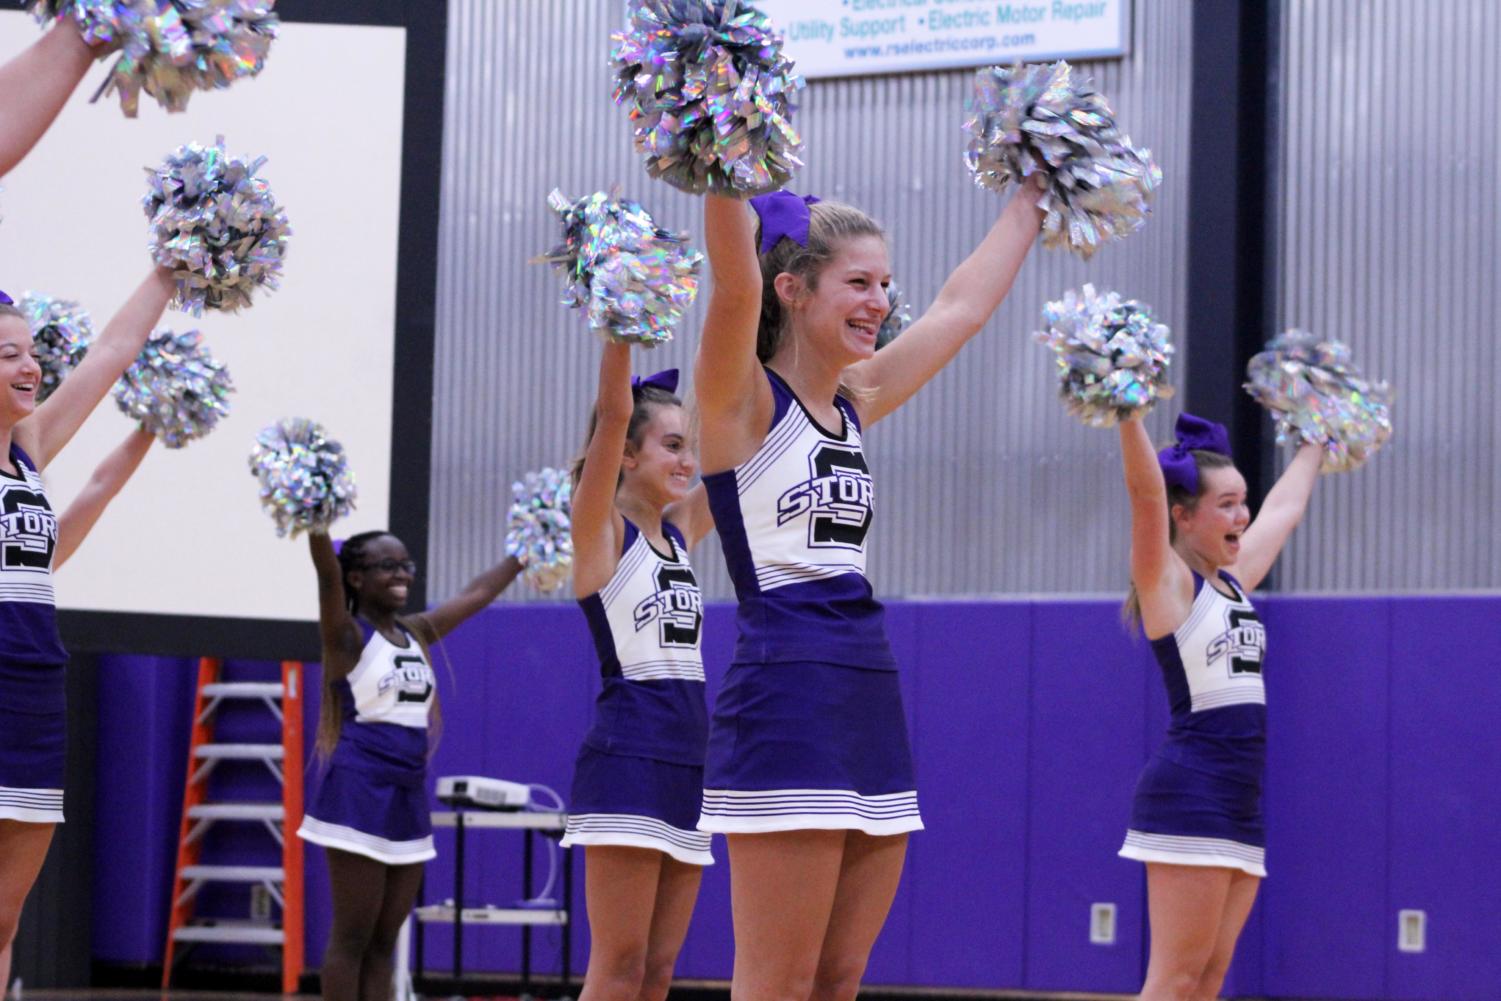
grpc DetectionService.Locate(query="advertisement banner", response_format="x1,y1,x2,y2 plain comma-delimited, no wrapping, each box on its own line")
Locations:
756,0,1131,79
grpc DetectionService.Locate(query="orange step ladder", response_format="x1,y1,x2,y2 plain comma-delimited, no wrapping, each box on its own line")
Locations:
162,658,305,992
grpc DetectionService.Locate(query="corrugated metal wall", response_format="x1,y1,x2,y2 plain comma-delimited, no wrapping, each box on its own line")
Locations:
430,0,1194,601
1273,0,1501,590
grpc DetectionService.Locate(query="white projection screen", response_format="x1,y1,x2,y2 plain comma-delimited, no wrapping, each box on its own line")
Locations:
0,4,441,658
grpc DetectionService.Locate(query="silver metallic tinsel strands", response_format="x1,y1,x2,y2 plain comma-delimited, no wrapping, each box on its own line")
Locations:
965,61,1161,259
1244,330,1394,473
248,418,357,538
18,291,94,403
144,136,290,316
27,0,278,117
505,468,573,593
875,282,913,350
1035,284,1175,427
536,188,703,347
113,329,234,448
611,0,805,196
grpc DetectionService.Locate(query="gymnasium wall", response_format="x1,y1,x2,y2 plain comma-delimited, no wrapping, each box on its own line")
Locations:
427,0,1195,602
1271,0,1501,590
89,594,1501,1001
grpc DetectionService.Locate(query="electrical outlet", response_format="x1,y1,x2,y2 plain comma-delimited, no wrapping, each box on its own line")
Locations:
1398,909,1426,953
250,883,272,922
1090,902,1117,945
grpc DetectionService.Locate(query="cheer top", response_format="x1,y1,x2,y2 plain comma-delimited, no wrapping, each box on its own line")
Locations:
1150,571,1267,786
704,368,895,670
580,519,707,765
329,620,435,776
0,444,65,666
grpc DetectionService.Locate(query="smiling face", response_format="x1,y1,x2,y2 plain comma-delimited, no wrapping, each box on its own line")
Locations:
345,533,415,616
777,233,892,368
1172,464,1251,570
621,403,694,509
0,313,41,426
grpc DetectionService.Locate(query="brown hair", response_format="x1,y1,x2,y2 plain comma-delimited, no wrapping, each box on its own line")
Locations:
315,531,443,759
569,383,683,492
0,303,24,323
1122,449,1238,629
755,200,886,366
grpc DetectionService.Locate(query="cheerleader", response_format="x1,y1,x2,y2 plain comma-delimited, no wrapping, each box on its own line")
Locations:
562,342,715,1001
1116,413,1321,999
0,269,173,988
690,186,1041,1000
297,530,522,1001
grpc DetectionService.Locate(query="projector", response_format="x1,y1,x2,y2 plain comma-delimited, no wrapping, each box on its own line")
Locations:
436,775,532,811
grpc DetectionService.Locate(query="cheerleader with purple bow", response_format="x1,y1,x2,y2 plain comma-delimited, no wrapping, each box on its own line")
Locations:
562,343,717,1001
1116,412,1322,999
690,182,1042,1000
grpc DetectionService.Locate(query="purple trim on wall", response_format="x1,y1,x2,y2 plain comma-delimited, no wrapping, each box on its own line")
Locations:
89,595,1501,999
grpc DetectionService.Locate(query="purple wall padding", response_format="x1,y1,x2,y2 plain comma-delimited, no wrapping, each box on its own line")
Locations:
1254,597,1391,999
90,594,1501,1000
1023,601,1150,993
905,602,1031,988
1385,596,1501,1001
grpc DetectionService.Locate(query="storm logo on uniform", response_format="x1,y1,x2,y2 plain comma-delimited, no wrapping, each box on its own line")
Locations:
633,565,702,648
1207,608,1265,676
378,654,434,704
0,486,58,571
775,443,873,550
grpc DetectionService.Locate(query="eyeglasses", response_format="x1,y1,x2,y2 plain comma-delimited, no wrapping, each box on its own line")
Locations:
363,559,418,575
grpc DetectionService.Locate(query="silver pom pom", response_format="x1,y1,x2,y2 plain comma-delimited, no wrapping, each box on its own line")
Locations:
965,61,1161,259
18,292,94,403
1244,330,1393,473
28,0,278,118
505,467,573,593
875,282,913,350
144,135,290,316
536,188,703,347
113,329,233,449
248,418,356,538
1034,284,1175,427
611,0,805,196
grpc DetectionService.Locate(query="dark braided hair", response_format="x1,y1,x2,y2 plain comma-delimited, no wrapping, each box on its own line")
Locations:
336,530,392,616
569,383,683,492
316,529,444,758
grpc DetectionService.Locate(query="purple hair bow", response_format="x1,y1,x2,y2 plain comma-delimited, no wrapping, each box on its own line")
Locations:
1157,413,1232,494
749,190,821,254
631,368,679,395
0,290,13,307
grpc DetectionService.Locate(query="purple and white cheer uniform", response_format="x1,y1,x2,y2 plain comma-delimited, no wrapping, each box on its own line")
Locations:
1120,571,1268,877
298,621,437,865
698,368,921,835
561,519,712,866
0,444,67,824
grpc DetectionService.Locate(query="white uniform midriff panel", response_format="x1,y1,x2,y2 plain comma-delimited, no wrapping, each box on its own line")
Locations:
1172,578,1267,712
348,628,435,728
733,400,874,594
598,529,704,683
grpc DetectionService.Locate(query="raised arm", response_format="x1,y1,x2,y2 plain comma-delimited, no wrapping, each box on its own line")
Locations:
13,267,173,470
53,427,154,570
0,19,94,179
1228,442,1322,592
692,194,773,471
408,554,524,645
1120,417,1192,638
845,183,1043,427
308,530,362,679
570,340,634,598
665,483,715,549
